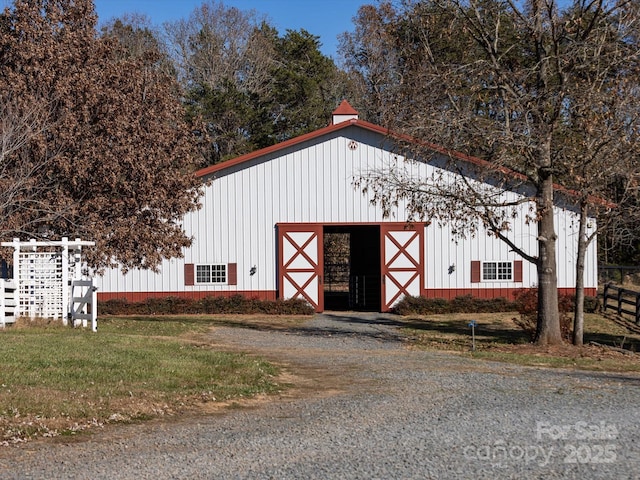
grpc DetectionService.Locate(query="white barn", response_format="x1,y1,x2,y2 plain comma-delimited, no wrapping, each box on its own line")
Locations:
95,101,598,312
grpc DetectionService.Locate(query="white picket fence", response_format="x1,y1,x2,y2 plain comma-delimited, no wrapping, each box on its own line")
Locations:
0,279,18,328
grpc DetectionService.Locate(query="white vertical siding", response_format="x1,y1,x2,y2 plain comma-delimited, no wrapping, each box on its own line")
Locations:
95,125,598,295
422,198,597,290
423,198,540,291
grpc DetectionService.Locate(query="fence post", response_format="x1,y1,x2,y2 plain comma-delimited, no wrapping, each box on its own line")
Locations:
61,237,69,326
91,286,97,333
636,293,640,325
70,279,98,332
11,238,20,318
603,283,609,312
0,280,5,329
617,287,623,316
74,238,82,281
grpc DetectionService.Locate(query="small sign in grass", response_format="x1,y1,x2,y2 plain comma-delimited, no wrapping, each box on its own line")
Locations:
400,312,640,372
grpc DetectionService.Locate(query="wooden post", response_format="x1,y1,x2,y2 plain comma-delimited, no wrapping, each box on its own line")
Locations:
74,238,82,281
28,238,37,319
603,283,609,312
617,287,623,316
636,292,640,325
0,280,17,327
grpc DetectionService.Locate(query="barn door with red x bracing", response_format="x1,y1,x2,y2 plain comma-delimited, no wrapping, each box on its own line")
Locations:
278,224,324,312
381,224,424,311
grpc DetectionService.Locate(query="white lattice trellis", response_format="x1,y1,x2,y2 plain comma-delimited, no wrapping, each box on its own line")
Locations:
1,237,95,324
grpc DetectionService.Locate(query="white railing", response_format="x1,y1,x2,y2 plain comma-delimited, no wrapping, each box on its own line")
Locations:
71,279,98,332
0,279,18,328
1,237,96,329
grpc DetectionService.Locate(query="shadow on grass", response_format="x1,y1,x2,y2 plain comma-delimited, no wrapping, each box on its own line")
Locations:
102,311,526,345
258,312,409,343
152,312,409,343
397,315,531,346
600,313,640,335
103,311,640,354
318,312,530,345
560,369,640,385
101,315,227,325
200,311,528,346
584,331,640,352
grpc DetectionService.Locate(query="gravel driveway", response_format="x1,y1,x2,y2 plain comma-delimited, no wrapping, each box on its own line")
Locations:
1,313,639,479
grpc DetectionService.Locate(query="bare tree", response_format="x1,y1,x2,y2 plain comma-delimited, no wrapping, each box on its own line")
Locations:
550,1,640,344
165,1,274,94
338,3,402,124
165,1,357,165
0,94,63,239
344,0,640,345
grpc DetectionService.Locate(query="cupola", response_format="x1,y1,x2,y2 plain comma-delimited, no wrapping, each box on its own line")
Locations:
331,100,359,125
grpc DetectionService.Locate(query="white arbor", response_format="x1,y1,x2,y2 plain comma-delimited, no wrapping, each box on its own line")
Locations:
1,237,97,330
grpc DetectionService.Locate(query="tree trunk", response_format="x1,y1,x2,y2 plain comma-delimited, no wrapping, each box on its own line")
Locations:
573,200,588,346
534,171,562,345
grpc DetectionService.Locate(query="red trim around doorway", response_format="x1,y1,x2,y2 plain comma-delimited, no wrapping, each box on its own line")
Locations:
380,223,424,312
277,223,324,312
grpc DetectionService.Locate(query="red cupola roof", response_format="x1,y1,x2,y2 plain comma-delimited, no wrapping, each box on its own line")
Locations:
331,100,359,124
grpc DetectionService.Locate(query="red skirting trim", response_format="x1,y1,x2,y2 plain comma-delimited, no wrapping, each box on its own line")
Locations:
98,290,277,303
98,287,599,309
421,287,598,301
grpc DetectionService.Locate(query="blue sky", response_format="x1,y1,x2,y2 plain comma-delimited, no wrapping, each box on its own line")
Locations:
0,0,367,57
94,0,368,58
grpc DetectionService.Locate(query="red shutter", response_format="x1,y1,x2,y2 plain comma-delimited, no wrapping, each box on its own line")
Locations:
514,260,523,282
185,263,195,286
471,261,481,283
227,263,237,285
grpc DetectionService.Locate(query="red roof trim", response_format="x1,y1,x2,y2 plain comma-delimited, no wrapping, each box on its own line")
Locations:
197,119,362,177
194,117,612,208
332,99,359,116
196,117,517,180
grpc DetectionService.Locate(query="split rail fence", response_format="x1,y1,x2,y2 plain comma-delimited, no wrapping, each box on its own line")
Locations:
603,283,640,324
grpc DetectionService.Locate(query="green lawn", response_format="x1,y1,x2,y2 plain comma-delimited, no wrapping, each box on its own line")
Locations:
400,312,640,372
0,316,281,444
2,311,638,445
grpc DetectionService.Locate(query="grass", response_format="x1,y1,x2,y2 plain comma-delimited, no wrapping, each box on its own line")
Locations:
2,310,638,445
400,312,640,372
0,316,282,445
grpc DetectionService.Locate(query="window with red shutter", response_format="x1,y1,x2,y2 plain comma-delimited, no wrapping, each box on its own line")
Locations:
185,263,195,286
514,260,523,282
227,263,237,285
471,261,481,283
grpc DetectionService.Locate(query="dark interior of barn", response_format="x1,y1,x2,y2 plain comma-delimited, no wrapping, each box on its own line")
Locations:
323,225,381,311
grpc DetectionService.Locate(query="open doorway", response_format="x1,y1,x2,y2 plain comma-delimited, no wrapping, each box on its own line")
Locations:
323,225,381,311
